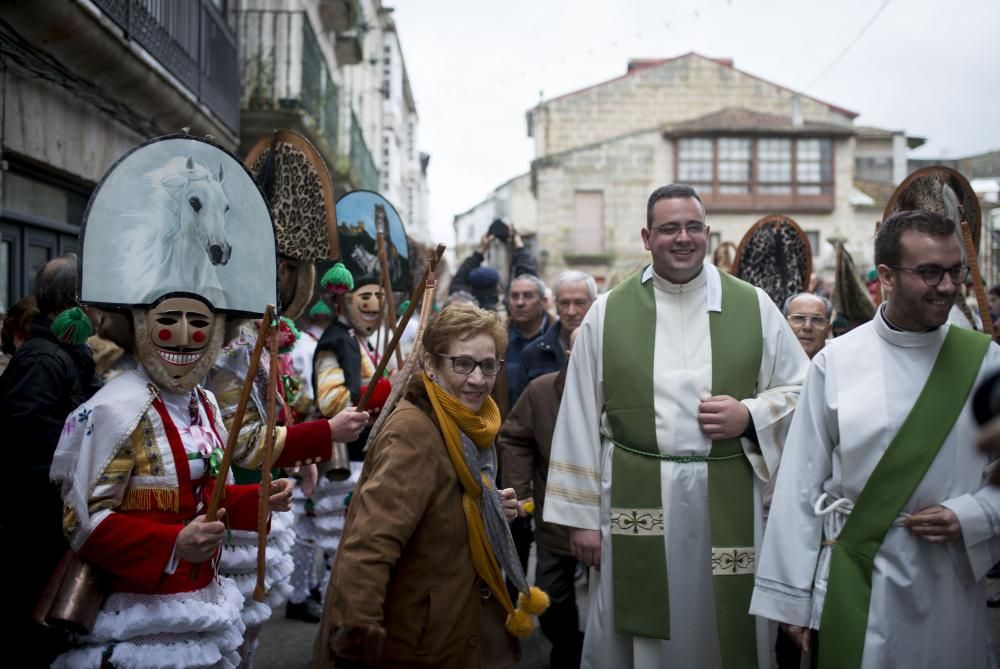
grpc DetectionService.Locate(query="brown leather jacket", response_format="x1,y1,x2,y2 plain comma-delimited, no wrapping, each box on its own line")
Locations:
496,367,571,556
325,380,519,668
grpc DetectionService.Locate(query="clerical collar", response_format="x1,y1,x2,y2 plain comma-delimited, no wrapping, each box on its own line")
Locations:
641,263,722,312
873,304,945,348
878,304,940,333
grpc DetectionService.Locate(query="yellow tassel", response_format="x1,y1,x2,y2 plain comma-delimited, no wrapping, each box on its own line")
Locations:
505,609,533,637
518,586,550,616
122,487,178,512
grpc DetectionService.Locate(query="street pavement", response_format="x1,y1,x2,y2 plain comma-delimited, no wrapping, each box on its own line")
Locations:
257,543,559,668
256,566,1000,667
256,611,552,668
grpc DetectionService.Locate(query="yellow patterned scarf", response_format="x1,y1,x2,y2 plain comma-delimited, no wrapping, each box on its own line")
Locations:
422,373,550,629
422,373,549,634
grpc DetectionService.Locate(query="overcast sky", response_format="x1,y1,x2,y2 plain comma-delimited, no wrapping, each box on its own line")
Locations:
388,0,1000,243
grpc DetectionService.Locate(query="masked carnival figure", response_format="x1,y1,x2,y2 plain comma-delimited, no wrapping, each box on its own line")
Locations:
306,191,411,580
49,135,290,669
202,132,367,657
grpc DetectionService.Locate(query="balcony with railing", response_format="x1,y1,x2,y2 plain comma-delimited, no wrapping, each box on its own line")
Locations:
92,0,239,133
237,9,377,193
239,9,339,149
350,110,379,192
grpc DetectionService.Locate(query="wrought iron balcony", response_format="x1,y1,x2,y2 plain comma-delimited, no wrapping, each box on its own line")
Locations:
238,9,339,150
237,9,377,193
350,109,378,192
92,0,239,133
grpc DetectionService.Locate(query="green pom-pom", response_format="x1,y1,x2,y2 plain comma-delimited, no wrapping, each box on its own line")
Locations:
309,300,333,317
397,299,411,317
321,262,354,295
51,307,93,345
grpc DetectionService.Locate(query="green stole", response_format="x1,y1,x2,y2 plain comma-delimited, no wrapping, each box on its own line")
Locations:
818,326,991,669
603,266,761,667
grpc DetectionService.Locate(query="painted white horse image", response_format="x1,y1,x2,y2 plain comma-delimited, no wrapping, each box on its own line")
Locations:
121,155,232,306
351,245,380,279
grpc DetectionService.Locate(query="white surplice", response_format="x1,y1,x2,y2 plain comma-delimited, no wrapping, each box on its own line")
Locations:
544,263,808,669
750,308,1000,668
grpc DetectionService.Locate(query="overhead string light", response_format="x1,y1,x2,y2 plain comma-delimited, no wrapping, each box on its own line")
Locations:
802,0,892,94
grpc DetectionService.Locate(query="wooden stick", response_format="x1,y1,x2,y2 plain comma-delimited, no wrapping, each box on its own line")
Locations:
191,306,273,581
313,245,444,667
364,248,442,451
205,307,273,521
376,228,403,368
356,244,445,412
960,219,993,334
253,313,280,602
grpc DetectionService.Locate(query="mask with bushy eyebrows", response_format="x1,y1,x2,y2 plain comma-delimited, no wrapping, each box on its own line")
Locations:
133,295,226,394
338,282,385,337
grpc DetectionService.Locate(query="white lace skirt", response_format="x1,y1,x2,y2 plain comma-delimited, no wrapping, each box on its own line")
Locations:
52,577,246,669
220,508,297,621
297,464,360,554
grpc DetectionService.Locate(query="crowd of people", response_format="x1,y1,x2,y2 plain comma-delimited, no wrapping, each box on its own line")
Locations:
1,134,998,669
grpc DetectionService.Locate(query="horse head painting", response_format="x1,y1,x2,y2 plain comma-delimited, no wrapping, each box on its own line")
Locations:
80,135,278,316
123,155,233,304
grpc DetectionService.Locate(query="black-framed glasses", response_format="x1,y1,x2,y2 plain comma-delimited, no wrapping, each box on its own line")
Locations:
436,354,504,377
889,264,969,287
650,222,706,237
787,314,830,328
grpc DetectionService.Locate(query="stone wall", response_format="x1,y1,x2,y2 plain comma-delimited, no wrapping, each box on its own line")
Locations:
533,54,855,158
3,75,142,185
534,130,863,285
535,129,666,286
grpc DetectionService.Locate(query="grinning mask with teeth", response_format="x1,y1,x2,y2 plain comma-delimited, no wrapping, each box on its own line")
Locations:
338,282,385,338
133,295,226,394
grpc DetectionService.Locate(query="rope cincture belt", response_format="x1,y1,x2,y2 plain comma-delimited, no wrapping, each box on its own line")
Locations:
611,439,744,463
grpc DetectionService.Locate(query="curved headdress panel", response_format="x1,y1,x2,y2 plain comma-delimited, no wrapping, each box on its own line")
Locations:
733,214,812,308
882,166,982,250
712,241,738,274
244,130,339,263
334,190,411,293
832,242,876,324
80,135,277,317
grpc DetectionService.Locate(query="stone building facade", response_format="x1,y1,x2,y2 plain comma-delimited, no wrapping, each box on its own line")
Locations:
456,52,920,287
1,0,240,312
340,0,430,241
0,0,429,312
240,0,429,240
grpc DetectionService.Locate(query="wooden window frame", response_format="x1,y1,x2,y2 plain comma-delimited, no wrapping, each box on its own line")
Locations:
675,136,835,212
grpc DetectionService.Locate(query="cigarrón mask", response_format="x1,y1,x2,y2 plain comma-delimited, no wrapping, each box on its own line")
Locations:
134,296,226,394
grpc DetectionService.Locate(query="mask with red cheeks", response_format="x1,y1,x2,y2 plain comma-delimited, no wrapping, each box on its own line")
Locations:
340,283,385,337
133,296,226,394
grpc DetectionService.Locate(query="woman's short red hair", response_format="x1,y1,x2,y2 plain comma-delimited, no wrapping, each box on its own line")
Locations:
423,303,508,359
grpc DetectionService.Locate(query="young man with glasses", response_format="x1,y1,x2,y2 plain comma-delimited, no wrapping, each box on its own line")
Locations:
545,184,807,668
783,293,833,359
751,209,1000,668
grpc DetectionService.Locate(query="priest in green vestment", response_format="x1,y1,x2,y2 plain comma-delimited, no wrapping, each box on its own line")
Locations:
544,184,808,669
750,209,1000,669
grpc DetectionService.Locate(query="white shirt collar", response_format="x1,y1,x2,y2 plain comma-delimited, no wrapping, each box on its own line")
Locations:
640,263,722,312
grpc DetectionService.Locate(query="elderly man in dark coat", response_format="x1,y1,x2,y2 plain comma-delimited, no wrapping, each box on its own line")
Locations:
499,329,583,669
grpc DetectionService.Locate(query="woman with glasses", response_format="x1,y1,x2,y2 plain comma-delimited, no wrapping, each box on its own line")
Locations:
321,303,548,669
